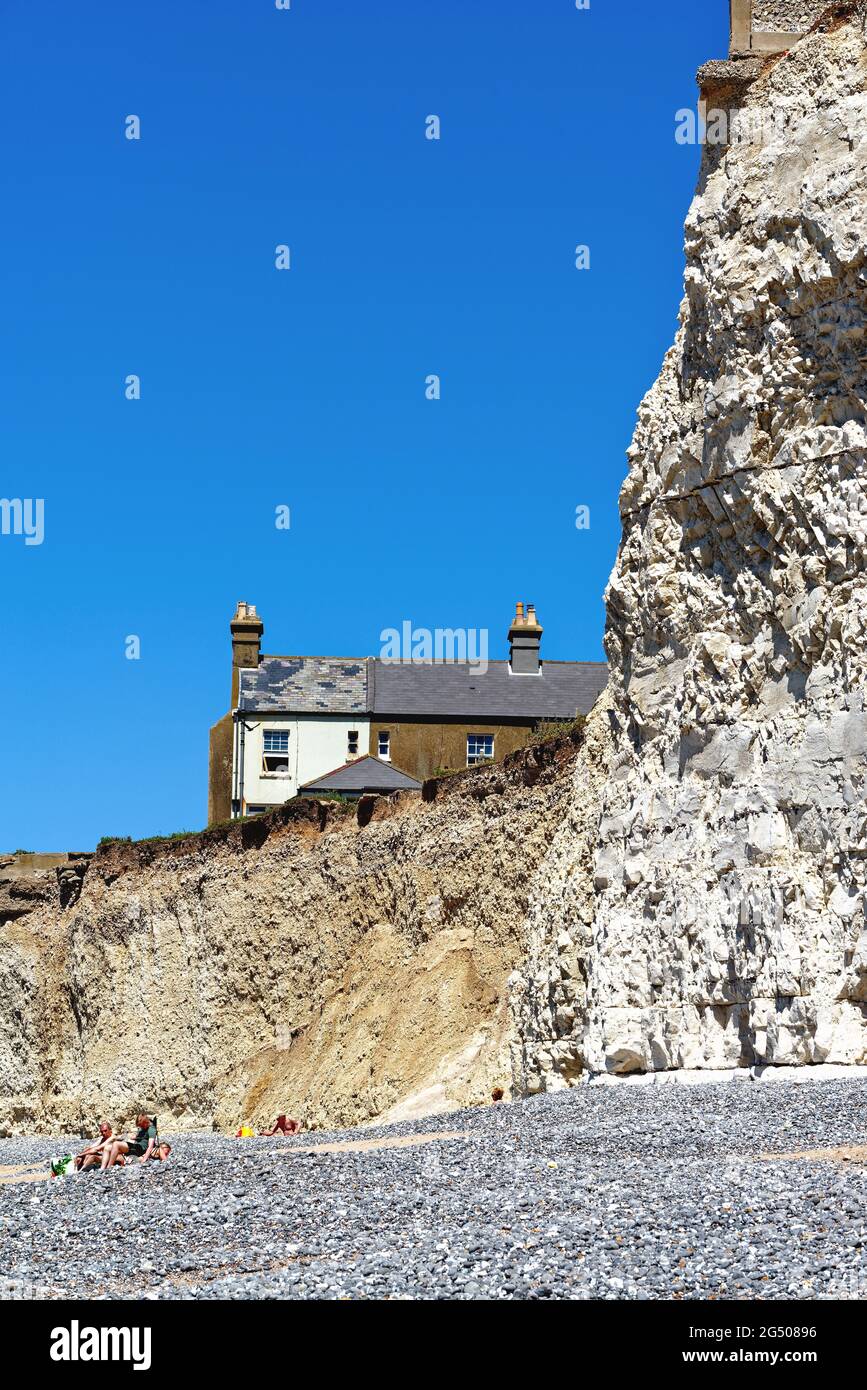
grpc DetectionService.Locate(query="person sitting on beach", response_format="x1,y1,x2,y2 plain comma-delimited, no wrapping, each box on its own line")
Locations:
259,1114,300,1136
75,1120,113,1171
100,1113,159,1170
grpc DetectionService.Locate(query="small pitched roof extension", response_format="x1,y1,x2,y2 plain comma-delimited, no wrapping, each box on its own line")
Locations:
300,756,422,795
239,656,606,719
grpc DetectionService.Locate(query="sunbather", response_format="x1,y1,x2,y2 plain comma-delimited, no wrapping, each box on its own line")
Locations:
75,1120,113,1171
100,1113,159,1170
259,1114,300,1136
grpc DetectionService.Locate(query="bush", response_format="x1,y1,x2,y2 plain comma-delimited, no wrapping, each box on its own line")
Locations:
527,715,586,746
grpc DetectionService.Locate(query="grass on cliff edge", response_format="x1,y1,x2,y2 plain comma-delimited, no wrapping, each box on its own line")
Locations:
97,798,358,848
97,830,198,848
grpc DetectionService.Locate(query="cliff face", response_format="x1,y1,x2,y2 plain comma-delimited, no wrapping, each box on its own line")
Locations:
2,9,865,1137
514,11,867,1090
0,734,587,1134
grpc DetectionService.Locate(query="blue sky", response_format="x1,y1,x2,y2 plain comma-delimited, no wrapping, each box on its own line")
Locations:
0,0,726,849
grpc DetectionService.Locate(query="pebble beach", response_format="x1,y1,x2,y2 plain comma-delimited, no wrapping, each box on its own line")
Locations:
1,1079,866,1301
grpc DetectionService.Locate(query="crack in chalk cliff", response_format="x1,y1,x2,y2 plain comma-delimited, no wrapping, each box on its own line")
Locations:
618,448,865,521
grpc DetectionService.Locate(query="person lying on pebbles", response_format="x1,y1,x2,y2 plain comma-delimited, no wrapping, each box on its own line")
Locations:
75,1120,114,1171
258,1114,301,1137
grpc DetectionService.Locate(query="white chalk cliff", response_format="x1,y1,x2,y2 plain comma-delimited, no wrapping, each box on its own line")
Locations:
513,7,867,1088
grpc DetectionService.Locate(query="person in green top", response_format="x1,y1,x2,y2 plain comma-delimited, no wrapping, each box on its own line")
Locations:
100,1113,158,1170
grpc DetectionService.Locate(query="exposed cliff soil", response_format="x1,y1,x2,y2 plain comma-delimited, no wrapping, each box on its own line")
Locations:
0,731,587,1135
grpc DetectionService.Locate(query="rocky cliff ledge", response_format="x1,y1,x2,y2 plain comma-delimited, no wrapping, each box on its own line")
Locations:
513,7,867,1090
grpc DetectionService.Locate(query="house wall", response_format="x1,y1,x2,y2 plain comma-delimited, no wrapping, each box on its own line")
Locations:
214,705,582,820
368,718,538,779
241,715,371,810
208,712,234,826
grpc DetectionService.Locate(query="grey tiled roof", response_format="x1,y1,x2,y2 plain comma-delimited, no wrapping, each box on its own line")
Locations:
372,659,607,719
300,756,422,793
238,658,369,713
239,655,607,719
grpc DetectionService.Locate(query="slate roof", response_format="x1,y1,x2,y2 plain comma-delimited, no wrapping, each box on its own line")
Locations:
238,657,369,714
371,659,607,719
300,756,422,794
239,656,607,719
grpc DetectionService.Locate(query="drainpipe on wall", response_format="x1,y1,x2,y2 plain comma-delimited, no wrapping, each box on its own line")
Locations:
230,713,239,816
237,715,247,817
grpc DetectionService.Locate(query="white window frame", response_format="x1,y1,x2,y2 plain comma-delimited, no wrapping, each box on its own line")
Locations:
467,733,494,766
348,729,360,757
378,730,391,761
262,727,291,776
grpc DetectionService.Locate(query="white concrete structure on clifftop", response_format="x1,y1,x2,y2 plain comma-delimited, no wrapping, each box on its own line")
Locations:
730,0,833,55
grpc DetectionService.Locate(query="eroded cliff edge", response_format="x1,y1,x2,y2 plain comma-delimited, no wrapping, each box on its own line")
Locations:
513,9,867,1090
0,731,595,1134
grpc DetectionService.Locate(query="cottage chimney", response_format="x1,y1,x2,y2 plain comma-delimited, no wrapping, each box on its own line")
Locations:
508,600,542,674
230,600,264,706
